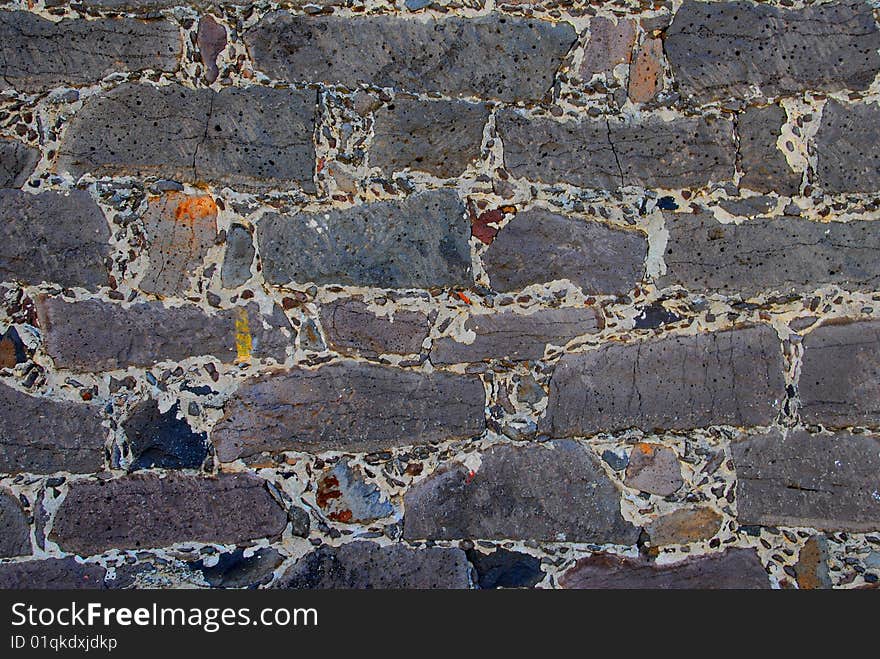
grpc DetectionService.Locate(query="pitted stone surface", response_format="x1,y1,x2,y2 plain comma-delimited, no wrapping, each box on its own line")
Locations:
58,83,317,192
51,472,288,555
732,430,880,532
666,0,880,104
0,489,30,558
140,193,218,297
660,213,880,296
370,99,489,178
559,549,770,589
496,110,735,190
0,381,105,475
0,139,39,188
541,326,784,437
430,307,601,364
580,16,636,77
320,298,430,357
212,362,486,460
221,224,255,289
276,542,470,589
0,190,110,291
0,558,107,589
738,104,800,196
0,11,181,93
36,297,293,372
816,100,880,194
481,209,647,294
403,440,639,544
246,14,576,103
257,191,471,289
799,321,880,427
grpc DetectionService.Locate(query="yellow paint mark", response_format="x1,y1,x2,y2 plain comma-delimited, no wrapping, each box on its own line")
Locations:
234,307,252,363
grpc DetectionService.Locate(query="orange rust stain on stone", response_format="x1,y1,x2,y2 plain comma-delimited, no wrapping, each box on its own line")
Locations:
635,442,655,456
173,193,218,226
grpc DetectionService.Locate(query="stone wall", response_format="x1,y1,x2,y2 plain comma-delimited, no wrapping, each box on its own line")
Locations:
1,0,879,589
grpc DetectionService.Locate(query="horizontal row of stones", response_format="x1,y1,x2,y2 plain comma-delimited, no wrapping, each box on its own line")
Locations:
5,185,880,296
0,431,876,579
3,320,879,469
5,80,880,195
4,2,880,105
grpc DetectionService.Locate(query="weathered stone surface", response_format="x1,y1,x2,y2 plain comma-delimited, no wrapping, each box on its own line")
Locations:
481,209,647,294
221,224,255,288
257,191,471,289
0,11,181,93
0,190,109,290
660,213,880,296
624,442,683,497
140,193,218,297
197,15,226,84
124,400,208,471
276,542,470,589
370,99,489,178
795,535,832,590
497,110,735,189
466,548,544,589
51,472,287,555
645,507,723,546
37,297,293,372
628,37,663,104
816,100,880,194
799,321,880,426
189,547,283,589
246,14,576,103
316,459,393,523
0,327,28,368
541,326,784,437
0,382,105,475
213,362,485,460
580,16,636,77
732,430,880,532
738,104,800,195
0,489,30,558
59,83,317,192
0,557,107,589
320,298,430,357
559,549,769,589
430,307,601,364
403,440,638,543
0,139,39,188
665,0,880,104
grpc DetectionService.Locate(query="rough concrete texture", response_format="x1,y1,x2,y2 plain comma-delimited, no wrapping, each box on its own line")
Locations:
246,14,576,102
660,213,880,296
1,1,880,591
212,362,486,459
541,326,785,437
732,430,880,532
257,191,471,288
481,209,647,294
403,441,639,544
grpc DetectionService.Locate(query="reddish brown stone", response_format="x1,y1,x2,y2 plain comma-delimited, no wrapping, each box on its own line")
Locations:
645,507,723,546
472,207,503,245
628,37,663,103
197,15,227,84
559,549,770,589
